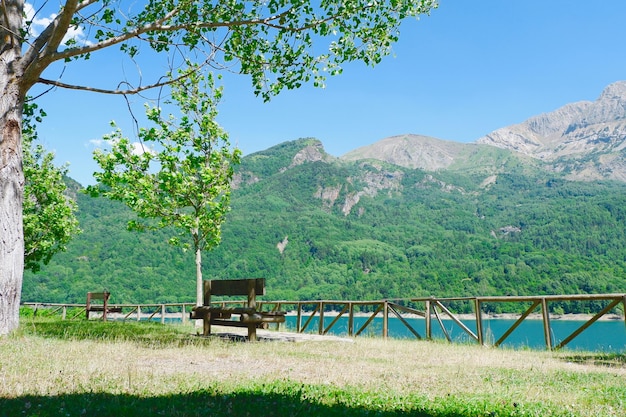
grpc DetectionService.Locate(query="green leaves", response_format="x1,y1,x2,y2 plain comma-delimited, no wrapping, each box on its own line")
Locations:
90,67,241,255
214,0,439,100
22,102,81,272
55,1,435,98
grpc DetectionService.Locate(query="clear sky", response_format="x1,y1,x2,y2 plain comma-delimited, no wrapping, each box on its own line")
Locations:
30,0,626,186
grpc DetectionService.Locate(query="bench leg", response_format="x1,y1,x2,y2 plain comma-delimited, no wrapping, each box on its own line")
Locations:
203,314,212,337
248,325,257,342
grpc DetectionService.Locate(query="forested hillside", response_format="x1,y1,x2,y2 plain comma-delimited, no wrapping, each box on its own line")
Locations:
22,139,626,311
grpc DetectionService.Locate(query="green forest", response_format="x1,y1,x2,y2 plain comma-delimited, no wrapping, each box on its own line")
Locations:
22,139,626,313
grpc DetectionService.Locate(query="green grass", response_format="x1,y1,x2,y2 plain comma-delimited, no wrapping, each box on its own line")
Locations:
19,314,206,348
1,315,624,417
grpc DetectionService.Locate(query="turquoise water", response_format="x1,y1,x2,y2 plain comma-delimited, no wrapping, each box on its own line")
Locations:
284,315,626,352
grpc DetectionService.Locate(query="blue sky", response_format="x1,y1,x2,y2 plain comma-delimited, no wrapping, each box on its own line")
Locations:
30,1,626,186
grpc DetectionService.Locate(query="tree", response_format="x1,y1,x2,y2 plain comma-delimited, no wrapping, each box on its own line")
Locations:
23,102,81,272
0,0,437,334
89,69,241,307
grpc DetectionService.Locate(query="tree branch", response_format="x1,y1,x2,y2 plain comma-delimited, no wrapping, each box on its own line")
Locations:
45,4,345,64
21,0,82,88
37,65,201,95
40,0,81,60
24,1,408,95
48,5,183,63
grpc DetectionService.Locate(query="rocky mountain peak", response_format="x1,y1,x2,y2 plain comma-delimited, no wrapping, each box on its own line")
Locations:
598,80,626,102
341,134,470,170
477,81,626,181
288,140,331,168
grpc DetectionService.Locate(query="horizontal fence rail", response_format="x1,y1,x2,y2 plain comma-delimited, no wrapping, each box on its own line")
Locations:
23,302,196,324
23,293,626,350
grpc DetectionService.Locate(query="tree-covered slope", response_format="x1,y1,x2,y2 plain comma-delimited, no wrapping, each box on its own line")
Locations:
23,139,626,309
217,156,626,303
23,192,196,304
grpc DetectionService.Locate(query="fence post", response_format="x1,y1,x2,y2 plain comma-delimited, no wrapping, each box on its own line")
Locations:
425,299,431,339
348,302,354,336
318,302,324,335
541,298,553,350
383,300,388,339
622,295,626,333
475,298,483,346
296,302,302,333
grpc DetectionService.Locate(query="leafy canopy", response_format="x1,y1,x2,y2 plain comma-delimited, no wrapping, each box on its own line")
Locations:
24,1,437,99
89,68,241,254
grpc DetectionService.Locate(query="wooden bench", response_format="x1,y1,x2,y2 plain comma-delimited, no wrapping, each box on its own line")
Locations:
190,278,286,341
86,292,122,320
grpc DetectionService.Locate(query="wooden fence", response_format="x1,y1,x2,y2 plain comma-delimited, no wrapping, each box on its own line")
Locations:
260,294,626,350
23,293,626,350
24,302,195,324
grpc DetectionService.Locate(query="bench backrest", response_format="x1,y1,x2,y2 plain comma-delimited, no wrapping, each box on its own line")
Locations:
203,278,265,308
86,292,110,306
86,292,111,320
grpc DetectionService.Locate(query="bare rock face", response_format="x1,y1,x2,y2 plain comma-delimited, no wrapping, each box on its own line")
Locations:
314,185,342,210
341,134,468,171
285,141,332,170
477,81,626,180
339,133,527,178
340,167,404,215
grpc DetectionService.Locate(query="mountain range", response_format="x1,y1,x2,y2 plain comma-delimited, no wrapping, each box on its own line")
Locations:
342,81,626,181
22,82,626,311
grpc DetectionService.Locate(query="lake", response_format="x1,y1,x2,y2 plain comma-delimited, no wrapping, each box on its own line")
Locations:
283,315,626,353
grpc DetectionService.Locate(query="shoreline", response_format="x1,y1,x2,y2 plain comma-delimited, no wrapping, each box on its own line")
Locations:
88,310,626,323
456,312,624,321
283,311,625,322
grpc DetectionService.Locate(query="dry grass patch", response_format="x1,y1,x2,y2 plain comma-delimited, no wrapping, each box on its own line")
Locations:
1,319,624,416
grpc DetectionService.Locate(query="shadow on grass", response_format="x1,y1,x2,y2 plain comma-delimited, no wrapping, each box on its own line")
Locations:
0,389,480,417
560,352,626,368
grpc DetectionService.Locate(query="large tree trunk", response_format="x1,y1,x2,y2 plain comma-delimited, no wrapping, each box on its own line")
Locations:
0,50,25,335
0,0,26,334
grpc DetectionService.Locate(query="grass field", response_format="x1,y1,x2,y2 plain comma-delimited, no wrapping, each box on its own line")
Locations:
1,313,624,416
